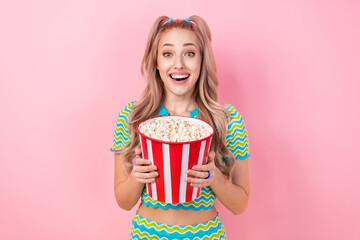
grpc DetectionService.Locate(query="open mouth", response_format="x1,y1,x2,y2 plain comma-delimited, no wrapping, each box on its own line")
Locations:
169,74,190,81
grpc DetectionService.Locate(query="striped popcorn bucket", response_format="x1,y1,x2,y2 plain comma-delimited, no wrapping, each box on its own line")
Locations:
137,116,214,204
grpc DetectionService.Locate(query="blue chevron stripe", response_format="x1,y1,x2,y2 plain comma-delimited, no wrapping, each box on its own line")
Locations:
123,105,132,114
227,143,249,152
113,137,130,146
116,113,129,122
228,118,244,129
235,152,250,160
141,186,216,211
130,212,227,239
110,147,120,153
226,135,249,145
226,131,248,142
227,126,246,138
115,127,129,137
114,130,129,140
115,117,128,127
226,136,248,146
227,143,250,151
111,101,136,152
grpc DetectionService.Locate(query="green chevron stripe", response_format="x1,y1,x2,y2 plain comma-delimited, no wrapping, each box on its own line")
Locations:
227,123,245,135
142,188,215,200
114,124,129,137
120,107,131,117
133,214,221,233
142,195,215,208
226,141,249,151
226,132,248,143
230,148,250,156
115,118,129,130
143,188,215,204
227,139,249,148
131,225,226,240
229,114,241,121
113,134,130,143
112,144,126,152
193,228,227,240
131,228,166,240
226,105,236,114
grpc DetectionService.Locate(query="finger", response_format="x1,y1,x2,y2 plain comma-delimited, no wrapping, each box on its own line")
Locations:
187,169,210,179
134,171,159,179
133,165,157,173
207,151,215,162
190,183,208,188
191,163,215,171
134,158,152,166
135,148,142,156
185,176,211,184
136,178,156,184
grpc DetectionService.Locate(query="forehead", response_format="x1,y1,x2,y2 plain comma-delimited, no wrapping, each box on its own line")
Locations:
158,28,199,47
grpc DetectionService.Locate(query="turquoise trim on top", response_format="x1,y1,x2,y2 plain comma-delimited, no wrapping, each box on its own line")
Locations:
141,186,215,211
159,104,169,116
159,103,198,119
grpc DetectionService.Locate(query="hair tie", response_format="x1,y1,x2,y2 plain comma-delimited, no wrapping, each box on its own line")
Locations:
161,17,197,27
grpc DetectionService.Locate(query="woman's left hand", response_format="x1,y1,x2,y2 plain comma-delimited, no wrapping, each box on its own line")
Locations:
185,151,216,188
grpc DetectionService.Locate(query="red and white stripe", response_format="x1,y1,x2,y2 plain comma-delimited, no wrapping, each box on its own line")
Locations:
140,135,212,204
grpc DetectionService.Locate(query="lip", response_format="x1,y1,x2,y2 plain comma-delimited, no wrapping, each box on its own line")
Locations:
169,72,190,76
168,73,190,85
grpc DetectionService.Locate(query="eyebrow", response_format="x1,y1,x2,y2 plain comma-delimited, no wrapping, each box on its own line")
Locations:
162,43,197,48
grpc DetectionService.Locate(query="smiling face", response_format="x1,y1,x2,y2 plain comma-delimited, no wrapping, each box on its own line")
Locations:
157,28,202,100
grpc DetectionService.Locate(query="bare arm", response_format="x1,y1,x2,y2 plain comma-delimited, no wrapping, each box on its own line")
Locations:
186,152,250,215
114,148,158,211
210,158,250,215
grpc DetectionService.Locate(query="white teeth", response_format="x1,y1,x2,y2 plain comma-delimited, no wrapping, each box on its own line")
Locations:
170,74,190,79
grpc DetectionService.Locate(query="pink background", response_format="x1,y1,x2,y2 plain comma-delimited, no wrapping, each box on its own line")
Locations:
1,0,359,239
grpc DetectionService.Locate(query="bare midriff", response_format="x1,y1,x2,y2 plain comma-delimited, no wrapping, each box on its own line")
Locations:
137,202,218,225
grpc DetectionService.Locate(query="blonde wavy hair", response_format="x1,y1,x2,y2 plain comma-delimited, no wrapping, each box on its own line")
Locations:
123,15,235,179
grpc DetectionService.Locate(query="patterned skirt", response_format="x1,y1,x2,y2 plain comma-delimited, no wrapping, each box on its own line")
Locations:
130,211,227,240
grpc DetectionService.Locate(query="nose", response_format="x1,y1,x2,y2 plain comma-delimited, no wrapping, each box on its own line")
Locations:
174,55,184,69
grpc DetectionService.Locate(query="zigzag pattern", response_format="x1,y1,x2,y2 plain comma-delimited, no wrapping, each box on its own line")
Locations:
130,213,227,240
224,104,250,160
133,214,221,233
110,101,135,152
130,228,227,240
141,187,215,210
110,102,249,211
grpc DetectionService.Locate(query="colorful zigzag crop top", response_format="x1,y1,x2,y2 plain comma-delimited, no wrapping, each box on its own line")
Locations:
110,101,250,211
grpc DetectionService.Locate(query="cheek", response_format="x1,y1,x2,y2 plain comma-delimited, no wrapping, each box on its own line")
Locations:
191,56,201,70
158,60,172,72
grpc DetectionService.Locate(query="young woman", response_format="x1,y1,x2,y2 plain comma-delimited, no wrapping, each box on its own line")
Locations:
111,15,250,240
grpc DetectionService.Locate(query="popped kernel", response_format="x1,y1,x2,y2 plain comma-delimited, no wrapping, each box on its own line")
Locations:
139,117,212,142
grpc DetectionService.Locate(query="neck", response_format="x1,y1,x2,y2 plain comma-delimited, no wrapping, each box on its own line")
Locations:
163,95,197,116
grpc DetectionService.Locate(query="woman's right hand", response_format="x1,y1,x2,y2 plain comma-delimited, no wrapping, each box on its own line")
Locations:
131,147,158,184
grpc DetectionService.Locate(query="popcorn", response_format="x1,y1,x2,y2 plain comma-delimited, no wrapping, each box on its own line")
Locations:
138,117,212,142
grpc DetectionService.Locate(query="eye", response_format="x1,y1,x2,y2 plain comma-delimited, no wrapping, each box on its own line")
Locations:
163,52,172,57
185,52,195,57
